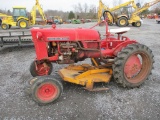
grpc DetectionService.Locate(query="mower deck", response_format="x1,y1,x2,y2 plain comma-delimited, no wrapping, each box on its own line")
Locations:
58,64,112,91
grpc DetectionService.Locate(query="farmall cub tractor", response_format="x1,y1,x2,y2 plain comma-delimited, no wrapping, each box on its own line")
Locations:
26,16,154,105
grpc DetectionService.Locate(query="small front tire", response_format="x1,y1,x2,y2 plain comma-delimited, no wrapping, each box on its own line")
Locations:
135,21,141,27
31,76,63,105
1,23,9,30
30,60,53,77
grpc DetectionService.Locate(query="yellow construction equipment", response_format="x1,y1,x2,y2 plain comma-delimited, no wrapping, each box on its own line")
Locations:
0,0,46,30
30,0,46,25
0,13,7,25
0,13,7,17
98,0,138,25
98,0,160,27
129,0,160,27
98,0,112,25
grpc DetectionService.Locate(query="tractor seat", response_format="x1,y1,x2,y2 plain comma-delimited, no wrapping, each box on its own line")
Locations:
109,27,130,34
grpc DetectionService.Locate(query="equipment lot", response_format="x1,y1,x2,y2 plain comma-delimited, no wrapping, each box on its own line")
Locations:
0,19,160,119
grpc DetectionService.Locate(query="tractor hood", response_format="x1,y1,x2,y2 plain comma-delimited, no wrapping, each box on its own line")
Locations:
31,26,100,42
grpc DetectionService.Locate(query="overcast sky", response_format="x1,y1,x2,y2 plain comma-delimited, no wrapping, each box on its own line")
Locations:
0,0,150,12
0,0,98,11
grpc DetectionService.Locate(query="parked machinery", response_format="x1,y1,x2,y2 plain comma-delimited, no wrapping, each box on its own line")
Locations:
71,19,81,24
156,15,160,24
25,13,154,104
127,0,160,27
0,13,7,26
53,16,63,24
99,0,160,27
98,0,138,25
1,0,46,30
47,16,63,25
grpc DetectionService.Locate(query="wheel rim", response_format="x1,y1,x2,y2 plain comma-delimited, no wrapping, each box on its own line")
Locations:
124,53,151,83
36,63,50,76
120,19,126,25
2,24,7,29
136,22,140,27
37,83,58,102
20,21,26,28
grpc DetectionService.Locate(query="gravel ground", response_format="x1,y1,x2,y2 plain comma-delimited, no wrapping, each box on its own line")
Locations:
0,19,160,120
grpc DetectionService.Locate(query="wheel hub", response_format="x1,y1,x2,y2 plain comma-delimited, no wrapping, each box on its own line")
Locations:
137,22,140,26
124,55,142,78
2,25,6,29
37,83,58,101
36,63,50,76
120,20,126,25
20,21,26,28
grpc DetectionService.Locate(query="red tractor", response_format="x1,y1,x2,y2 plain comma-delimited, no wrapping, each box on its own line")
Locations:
26,16,154,105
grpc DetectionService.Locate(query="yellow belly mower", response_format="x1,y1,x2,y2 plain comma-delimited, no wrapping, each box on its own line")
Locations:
58,64,112,91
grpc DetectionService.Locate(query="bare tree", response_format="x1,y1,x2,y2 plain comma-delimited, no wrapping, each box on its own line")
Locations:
88,4,97,19
77,3,83,13
84,3,88,13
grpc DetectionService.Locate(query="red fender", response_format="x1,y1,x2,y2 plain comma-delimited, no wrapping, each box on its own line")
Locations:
113,40,137,56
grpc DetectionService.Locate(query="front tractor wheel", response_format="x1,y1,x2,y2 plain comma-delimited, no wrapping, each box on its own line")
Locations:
1,23,9,30
31,76,63,105
30,61,53,77
135,21,141,27
113,43,154,88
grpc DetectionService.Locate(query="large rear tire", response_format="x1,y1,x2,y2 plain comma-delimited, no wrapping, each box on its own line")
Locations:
117,17,129,27
18,19,28,29
30,76,63,105
113,43,154,88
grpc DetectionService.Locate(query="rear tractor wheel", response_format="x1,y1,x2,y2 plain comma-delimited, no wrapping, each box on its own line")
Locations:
18,19,28,29
117,17,129,27
113,43,154,88
30,76,63,105
30,60,53,77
